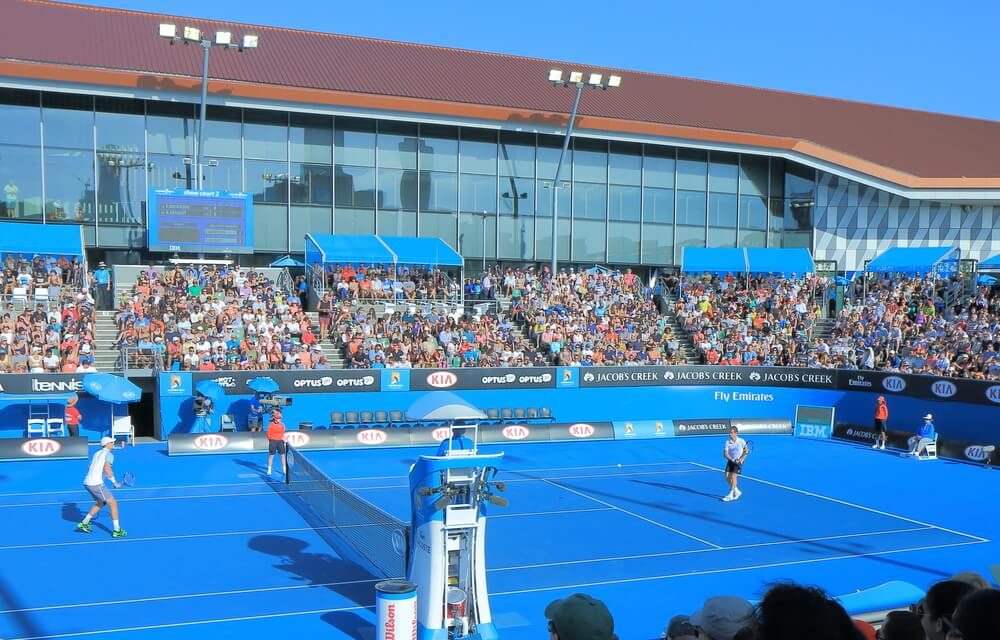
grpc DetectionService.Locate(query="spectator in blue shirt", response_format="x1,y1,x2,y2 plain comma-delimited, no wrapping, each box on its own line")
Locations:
906,414,936,457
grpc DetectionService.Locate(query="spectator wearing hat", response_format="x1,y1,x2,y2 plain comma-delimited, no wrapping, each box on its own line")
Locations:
544,593,617,640
93,260,111,310
945,588,1000,640
688,595,754,640
905,414,936,457
665,615,699,640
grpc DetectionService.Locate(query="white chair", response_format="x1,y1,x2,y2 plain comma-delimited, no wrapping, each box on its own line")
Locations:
33,287,49,306
46,418,66,437
27,418,46,438
917,433,939,460
383,302,396,316
111,415,135,447
12,287,27,306
220,414,236,432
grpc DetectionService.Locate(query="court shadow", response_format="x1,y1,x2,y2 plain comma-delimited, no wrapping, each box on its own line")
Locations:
630,478,720,500
61,502,111,534
233,458,269,475
322,610,375,639
0,573,44,639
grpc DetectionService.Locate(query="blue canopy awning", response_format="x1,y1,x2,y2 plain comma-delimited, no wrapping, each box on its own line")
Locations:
746,248,815,276
380,236,463,267
0,222,84,257
681,248,747,274
304,234,463,268
866,246,960,275
980,253,1000,271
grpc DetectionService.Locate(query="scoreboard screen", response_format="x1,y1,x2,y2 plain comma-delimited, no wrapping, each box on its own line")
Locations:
147,189,253,254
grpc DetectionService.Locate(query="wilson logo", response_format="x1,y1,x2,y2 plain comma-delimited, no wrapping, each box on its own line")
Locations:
193,435,228,451
431,427,452,442
283,431,310,447
21,438,62,456
426,372,457,388
881,376,906,392
568,423,596,438
501,425,530,440
356,429,388,445
930,380,957,398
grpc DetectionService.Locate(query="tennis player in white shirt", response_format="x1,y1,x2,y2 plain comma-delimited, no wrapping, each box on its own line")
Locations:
722,427,748,502
77,436,127,537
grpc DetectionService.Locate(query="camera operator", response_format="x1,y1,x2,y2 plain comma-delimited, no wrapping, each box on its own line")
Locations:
192,392,215,433
248,393,265,432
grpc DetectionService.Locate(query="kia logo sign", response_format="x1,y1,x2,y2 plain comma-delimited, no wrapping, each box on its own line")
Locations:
568,423,596,438
964,446,991,462
987,385,1000,404
21,438,62,456
356,429,388,445
501,425,530,440
283,431,310,447
431,427,452,442
426,372,457,388
193,435,228,451
930,380,957,398
882,376,906,392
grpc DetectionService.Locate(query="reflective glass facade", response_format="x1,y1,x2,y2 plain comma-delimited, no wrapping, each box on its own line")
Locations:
1,87,992,270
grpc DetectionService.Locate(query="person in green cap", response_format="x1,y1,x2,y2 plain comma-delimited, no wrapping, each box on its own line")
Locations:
544,593,618,640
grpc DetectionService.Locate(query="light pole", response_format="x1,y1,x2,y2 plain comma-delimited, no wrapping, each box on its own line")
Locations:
158,23,259,190
546,69,620,278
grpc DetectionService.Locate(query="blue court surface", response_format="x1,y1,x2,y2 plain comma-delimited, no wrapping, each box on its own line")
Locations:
1,435,997,640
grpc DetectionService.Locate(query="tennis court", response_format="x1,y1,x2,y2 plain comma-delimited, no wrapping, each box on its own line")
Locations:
1,435,996,639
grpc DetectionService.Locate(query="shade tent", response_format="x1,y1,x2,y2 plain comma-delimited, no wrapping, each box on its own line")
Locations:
406,391,486,422
380,236,463,267
305,234,463,268
746,248,814,275
980,253,1000,271
681,247,814,276
269,255,305,268
680,247,748,274
865,246,960,275
0,221,85,257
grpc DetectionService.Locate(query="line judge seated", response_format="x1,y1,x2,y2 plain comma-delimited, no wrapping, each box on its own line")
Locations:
905,413,936,457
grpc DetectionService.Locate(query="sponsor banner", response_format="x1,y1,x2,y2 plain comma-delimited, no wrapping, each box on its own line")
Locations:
161,372,192,396
332,427,411,449
831,424,910,449
185,370,381,395
0,374,85,395
832,370,997,407
660,366,838,390
168,432,257,455
480,423,547,444
557,367,579,388
613,420,674,439
0,436,89,461
580,367,664,388
409,368,555,391
794,405,835,440
673,419,732,436
729,418,793,435
556,421,614,441
932,438,998,466
381,369,410,392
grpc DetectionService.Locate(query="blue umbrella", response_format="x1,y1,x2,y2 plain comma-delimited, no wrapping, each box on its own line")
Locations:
270,255,305,268
406,391,486,422
195,380,225,400
82,373,141,404
247,377,280,393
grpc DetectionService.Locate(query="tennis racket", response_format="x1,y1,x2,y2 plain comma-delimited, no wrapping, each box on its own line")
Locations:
120,471,136,487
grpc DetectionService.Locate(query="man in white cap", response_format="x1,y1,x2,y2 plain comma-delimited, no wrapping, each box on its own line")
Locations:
77,436,127,537
905,414,936,457
689,595,755,640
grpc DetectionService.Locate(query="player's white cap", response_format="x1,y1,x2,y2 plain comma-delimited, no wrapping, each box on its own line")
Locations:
100,436,115,447
923,414,933,420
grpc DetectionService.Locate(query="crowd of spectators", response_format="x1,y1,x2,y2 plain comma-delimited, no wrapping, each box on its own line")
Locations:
115,265,330,371
313,263,460,302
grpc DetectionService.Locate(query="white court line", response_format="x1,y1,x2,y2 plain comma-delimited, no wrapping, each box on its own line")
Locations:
6,538,988,640
691,462,990,543
344,468,714,491
542,478,723,549
490,507,614,519
0,488,326,509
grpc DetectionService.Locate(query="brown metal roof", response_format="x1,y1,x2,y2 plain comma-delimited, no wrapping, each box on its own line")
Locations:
4,0,1000,184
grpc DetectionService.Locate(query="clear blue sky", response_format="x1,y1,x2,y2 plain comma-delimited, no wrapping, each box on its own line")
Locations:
78,0,999,121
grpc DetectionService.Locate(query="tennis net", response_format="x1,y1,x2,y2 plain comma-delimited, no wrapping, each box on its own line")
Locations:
283,446,409,578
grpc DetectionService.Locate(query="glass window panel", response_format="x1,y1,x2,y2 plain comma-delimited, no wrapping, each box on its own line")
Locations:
707,227,737,248
643,187,674,224
202,106,241,158
677,148,707,191
610,185,640,222
95,108,144,158
0,90,41,146
419,170,457,213
608,221,640,263
708,193,737,227
644,146,675,188
336,207,374,235
534,216,570,262
460,128,497,175
292,163,332,205
335,117,376,167
782,230,812,249
146,103,196,157
573,182,606,220
377,210,417,237
498,214,534,260
739,195,768,230
769,157,785,196
289,205,332,252
419,211,457,249
609,141,641,185
377,167,418,211
675,225,706,264
785,199,813,231
97,145,144,225
44,148,94,221
573,138,607,183
335,165,375,208
289,113,332,164
419,124,458,172
572,219,606,262
537,182,571,219
0,145,43,218
460,173,496,213
246,159,290,204
252,204,288,252
709,151,739,194
202,157,241,192
459,212,496,259
244,109,288,160
768,198,784,247
499,176,533,216
677,190,706,226
147,153,194,190
377,120,417,170
641,223,673,266
537,135,572,181
43,103,94,150
740,230,767,248
499,131,535,177
785,162,815,199
739,155,768,197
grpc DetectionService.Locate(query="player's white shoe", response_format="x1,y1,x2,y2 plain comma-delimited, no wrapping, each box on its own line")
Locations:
722,493,735,502
733,488,742,499
872,443,879,449
879,444,885,450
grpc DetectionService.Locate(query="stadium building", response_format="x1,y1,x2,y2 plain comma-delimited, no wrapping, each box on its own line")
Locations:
2,0,999,272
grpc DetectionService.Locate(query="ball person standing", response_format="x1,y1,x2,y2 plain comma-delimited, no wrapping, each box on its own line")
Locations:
266,410,288,477
873,395,889,450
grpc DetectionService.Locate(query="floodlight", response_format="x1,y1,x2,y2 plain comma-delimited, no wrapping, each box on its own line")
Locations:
242,34,259,49
214,31,232,46
158,23,177,39
588,73,603,86
183,26,201,42
548,69,563,83
568,71,583,83
607,75,622,88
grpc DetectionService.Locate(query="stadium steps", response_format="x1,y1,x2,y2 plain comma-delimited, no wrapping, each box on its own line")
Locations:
94,311,122,371
661,295,702,364
813,317,838,341
303,311,347,368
